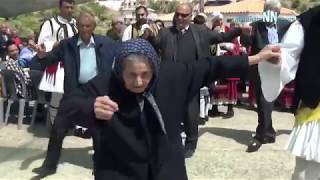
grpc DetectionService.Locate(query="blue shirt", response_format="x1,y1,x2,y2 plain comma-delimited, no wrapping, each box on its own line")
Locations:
77,36,97,84
266,25,279,44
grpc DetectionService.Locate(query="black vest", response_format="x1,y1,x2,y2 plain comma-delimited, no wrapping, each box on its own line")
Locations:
295,6,320,108
249,20,292,81
251,19,292,55
176,29,197,63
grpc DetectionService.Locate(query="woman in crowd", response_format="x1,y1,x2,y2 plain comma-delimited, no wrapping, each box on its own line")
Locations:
2,41,42,98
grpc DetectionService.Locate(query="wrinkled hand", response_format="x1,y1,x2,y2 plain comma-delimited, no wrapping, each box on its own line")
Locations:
142,28,153,39
33,43,47,59
248,44,281,65
257,44,281,64
94,96,119,121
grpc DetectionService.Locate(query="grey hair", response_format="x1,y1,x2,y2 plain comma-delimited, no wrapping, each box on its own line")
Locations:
120,54,153,71
264,0,282,11
77,11,97,26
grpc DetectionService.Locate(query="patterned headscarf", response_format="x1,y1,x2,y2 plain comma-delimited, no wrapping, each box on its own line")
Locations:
112,39,167,134
113,38,160,80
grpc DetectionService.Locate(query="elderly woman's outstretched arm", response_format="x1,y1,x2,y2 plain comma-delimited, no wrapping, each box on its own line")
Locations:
182,44,281,102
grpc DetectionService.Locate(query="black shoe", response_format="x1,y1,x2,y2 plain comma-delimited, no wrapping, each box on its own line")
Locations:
246,138,262,153
32,166,57,177
223,110,234,119
208,110,223,117
184,149,195,158
261,137,275,144
74,128,91,139
198,117,208,125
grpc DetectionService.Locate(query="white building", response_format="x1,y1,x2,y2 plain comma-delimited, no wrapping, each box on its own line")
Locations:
120,0,158,25
96,0,124,11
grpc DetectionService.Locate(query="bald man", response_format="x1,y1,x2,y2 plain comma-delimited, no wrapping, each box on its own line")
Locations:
33,12,120,177
158,3,247,158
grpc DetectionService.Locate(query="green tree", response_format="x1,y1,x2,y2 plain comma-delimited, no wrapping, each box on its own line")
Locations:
0,2,117,38
147,1,179,14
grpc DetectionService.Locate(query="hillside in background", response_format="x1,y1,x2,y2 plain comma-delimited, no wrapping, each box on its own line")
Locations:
0,2,118,38
282,0,320,13
2,0,320,39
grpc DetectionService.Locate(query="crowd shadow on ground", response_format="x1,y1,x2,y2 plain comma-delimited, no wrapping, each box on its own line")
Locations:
25,146,93,180
0,145,93,171
235,102,295,114
198,127,291,146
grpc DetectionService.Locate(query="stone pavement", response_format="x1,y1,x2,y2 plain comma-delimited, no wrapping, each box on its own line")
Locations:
0,107,295,180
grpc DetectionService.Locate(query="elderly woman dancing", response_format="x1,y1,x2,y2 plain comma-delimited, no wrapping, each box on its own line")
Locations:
60,39,280,180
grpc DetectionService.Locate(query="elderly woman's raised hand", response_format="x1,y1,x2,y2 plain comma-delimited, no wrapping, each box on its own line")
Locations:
94,96,119,120
248,44,281,65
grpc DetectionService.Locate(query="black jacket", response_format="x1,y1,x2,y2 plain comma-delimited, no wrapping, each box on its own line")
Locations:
159,24,242,62
250,19,292,55
38,34,119,95
247,19,292,81
61,55,249,180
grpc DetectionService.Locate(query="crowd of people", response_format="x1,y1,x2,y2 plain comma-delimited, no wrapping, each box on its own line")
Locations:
0,0,320,179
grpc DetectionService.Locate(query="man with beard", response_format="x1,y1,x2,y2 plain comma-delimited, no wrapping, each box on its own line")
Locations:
122,5,149,41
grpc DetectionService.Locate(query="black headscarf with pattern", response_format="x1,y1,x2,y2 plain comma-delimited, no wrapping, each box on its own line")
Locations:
112,39,167,134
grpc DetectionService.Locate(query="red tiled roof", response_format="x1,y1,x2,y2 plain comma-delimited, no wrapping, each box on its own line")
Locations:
204,0,297,15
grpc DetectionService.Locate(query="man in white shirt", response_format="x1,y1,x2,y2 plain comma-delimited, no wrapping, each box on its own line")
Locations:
37,0,77,129
38,0,77,48
259,6,320,180
33,12,119,178
246,0,292,153
122,5,149,41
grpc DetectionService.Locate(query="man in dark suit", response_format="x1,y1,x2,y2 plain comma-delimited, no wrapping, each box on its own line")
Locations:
32,12,119,177
246,0,292,152
158,3,248,158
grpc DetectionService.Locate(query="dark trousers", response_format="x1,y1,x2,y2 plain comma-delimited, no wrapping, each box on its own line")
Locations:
42,98,100,171
254,74,276,141
29,70,43,88
42,103,73,168
184,93,200,150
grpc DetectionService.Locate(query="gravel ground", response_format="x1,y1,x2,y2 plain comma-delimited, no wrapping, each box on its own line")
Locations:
0,106,295,180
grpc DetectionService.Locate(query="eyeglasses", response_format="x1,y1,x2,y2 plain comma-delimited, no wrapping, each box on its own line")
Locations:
175,12,190,18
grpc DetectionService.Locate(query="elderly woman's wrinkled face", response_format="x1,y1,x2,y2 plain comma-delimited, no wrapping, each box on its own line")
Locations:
122,55,154,94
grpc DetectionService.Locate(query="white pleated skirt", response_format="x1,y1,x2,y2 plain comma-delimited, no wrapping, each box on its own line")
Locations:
286,120,320,163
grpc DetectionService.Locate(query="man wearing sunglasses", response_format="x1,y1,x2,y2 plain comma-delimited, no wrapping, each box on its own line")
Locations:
122,5,149,41
158,3,250,158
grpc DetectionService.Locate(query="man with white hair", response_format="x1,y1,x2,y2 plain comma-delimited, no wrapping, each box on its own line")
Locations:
246,0,292,152
210,12,224,32
106,16,125,40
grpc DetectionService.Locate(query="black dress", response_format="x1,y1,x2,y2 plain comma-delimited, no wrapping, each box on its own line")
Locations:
61,55,248,180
